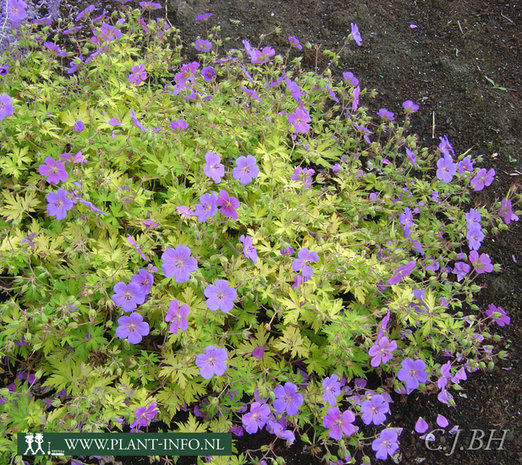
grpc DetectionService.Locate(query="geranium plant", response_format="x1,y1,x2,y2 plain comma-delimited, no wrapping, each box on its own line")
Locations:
0,3,519,464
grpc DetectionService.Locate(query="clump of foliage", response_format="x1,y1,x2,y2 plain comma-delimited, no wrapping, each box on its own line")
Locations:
0,4,519,465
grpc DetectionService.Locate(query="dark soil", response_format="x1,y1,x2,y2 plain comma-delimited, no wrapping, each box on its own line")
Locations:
28,0,522,464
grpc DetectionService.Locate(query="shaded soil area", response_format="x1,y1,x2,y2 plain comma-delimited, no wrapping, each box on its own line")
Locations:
21,0,522,464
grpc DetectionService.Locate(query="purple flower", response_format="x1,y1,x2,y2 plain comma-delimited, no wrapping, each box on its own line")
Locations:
458,157,474,173
0,94,14,120
240,235,258,264
109,117,121,126
0,64,8,75
128,64,147,85
397,358,428,391
500,199,519,224
292,248,319,279
216,190,240,219
466,224,484,251
352,86,360,111
201,66,216,81
91,22,122,45
46,189,74,220
203,152,224,183
194,192,218,222
377,108,395,121
415,416,429,434
322,374,341,406
161,245,198,282
38,157,68,185
194,39,212,52
73,120,85,132
257,46,276,64
368,336,397,367
139,1,162,10
465,208,481,227
469,250,493,274
195,345,227,379
470,168,495,191
280,246,294,256
406,148,417,168
204,279,237,313
115,312,149,344
176,205,196,218
453,262,471,282
322,407,356,440
129,109,148,131
170,119,189,131
75,4,95,21
252,346,264,359
174,61,199,85
288,36,302,49
350,22,362,46
165,299,190,334
438,135,455,157
386,260,416,285
242,402,270,434
290,167,315,188
399,207,414,228
342,71,359,87
195,12,213,21
8,0,27,24
486,304,510,327
436,154,457,183
402,100,419,112
112,282,146,312
131,269,154,295
242,87,262,102
360,394,390,425
372,428,399,461
273,382,303,416
288,106,311,133
232,155,259,185
130,403,158,429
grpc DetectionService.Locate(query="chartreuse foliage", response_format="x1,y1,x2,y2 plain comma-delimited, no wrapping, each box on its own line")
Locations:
0,5,519,465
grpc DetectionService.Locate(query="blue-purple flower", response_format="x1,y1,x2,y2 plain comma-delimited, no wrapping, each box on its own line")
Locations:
242,402,270,434
128,64,147,85
203,152,224,183
322,374,341,406
292,248,319,279
46,189,74,220
232,155,259,185
273,382,303,416
436,154,457,183
350,22,362,46
195,345,227,379
194,39,212,52
161,245,198,282
165,299,190,334
115,312,149,344
194,192,218,222
397,358,428,390
360,394,389,425
240,235,258,264
204,279,237,313
112,282,146,312
372,428,399,460
0,94,14,120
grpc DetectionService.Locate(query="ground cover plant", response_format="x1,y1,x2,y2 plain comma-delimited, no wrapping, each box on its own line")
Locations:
0,2,520,465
